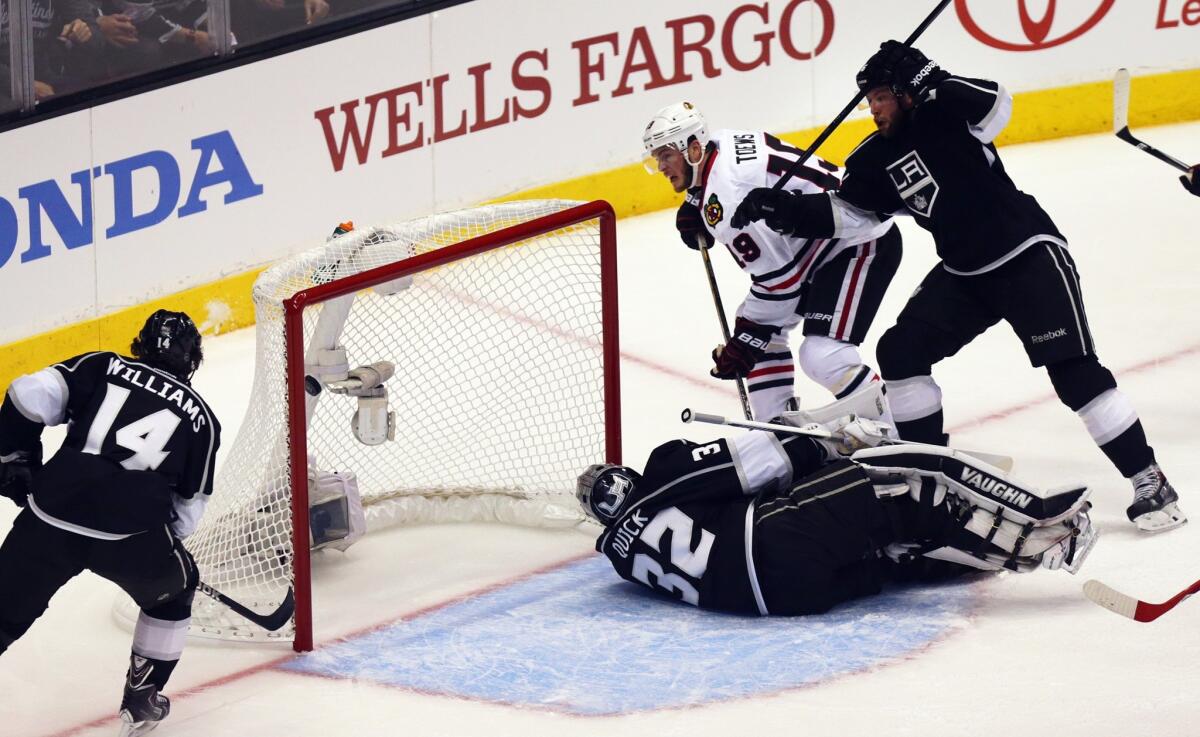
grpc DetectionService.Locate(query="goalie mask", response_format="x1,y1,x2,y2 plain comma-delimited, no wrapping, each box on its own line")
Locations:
131,309,203,383
576,464,641,525
641,101,709,187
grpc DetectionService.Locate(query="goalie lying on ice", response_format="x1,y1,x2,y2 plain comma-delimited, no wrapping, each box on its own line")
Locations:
577,419,1096,615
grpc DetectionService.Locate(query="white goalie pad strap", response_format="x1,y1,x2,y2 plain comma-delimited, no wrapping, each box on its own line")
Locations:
921,546,1009,573
852,444,1090,525
959,505,1080,559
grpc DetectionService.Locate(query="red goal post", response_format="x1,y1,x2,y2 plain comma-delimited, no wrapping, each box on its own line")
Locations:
282,200,621,650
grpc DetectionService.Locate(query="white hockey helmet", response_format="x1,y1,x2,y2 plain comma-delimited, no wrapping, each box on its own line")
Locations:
641,101,709,174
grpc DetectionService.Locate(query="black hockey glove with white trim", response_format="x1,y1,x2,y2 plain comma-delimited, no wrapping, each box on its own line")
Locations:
711,318,778,380
1181,165,1200,197
0,449,38,507
676,199,714,250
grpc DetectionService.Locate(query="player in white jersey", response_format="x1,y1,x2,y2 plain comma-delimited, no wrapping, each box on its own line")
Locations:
643,102,904,421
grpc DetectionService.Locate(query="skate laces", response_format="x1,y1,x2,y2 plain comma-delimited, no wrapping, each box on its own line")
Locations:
1132,465,1165,502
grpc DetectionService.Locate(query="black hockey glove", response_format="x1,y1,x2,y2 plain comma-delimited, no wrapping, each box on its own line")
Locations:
711,318,778,380
857,41,949,101
731,188,805,234
1181,165,1200,197
676,199,714,250
0,449,38,507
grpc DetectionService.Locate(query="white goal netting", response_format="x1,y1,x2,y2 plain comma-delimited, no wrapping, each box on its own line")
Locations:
113,200,618,644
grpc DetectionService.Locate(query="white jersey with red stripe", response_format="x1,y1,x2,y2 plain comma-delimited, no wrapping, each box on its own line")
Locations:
690,129,893,328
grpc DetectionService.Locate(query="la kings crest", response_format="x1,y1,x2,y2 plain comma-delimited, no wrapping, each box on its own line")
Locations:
886,151,939,218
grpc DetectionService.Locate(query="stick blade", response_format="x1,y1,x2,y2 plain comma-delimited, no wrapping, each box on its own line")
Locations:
1113,68,1131,133
1083,579,1141,620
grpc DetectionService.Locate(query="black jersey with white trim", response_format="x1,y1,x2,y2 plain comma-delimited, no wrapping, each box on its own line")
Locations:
19,352,221,499
594,432,825,614
837,76,1064,275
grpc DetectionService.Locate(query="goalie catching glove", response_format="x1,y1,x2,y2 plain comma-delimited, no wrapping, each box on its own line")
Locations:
711,318,778,380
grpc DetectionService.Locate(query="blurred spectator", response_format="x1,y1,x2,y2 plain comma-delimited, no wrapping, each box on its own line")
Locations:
96,0,217,82
0,0,107,104
231,0,333,48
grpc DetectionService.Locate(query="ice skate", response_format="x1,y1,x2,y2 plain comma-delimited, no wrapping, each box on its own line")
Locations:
118,680,170,737
1127,463,1187,533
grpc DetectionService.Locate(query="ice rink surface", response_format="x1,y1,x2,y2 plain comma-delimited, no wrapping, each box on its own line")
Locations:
3,121,1200,737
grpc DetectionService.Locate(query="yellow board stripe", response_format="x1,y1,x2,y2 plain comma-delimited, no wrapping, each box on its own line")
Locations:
3,68,1198,392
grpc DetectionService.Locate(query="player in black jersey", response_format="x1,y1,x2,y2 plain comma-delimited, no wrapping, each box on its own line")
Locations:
731,41,1185,533
0,310,221,736
579,417,1095,616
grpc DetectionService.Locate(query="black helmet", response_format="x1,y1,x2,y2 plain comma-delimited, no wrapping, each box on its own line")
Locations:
576,463,641,525
131,309,203,382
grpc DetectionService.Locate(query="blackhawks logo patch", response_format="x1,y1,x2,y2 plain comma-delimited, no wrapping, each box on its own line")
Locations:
704,193,723,226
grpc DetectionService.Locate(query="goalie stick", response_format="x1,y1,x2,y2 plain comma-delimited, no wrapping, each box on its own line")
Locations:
1082,578,1200,623
680,408,1014,472
197,581,295,632
1113,68,1191,173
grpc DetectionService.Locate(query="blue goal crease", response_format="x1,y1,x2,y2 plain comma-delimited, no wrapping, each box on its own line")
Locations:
281,556,977,715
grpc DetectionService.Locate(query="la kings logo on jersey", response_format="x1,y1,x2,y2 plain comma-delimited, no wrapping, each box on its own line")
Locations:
886,151,939,217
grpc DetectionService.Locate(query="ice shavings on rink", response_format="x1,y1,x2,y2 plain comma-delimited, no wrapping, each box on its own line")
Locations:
282,555,978,715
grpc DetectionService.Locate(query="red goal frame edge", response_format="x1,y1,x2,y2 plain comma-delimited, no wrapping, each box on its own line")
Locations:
282,201,620,652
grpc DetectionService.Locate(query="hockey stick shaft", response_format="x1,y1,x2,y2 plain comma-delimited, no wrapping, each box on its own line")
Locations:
197,580,295,632
698,246,754,420
681,407,1014,471
1112,68,1190,173
771,0,952,191
1084,578,1200,623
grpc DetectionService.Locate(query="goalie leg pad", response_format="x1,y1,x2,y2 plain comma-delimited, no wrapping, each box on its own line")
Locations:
853,444,1090,525
856,445,1096,573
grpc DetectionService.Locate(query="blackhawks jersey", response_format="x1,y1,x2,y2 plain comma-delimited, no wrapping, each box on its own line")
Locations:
5,351,221,537
594,431,825,614
689,128,894,328
834,76,1065,275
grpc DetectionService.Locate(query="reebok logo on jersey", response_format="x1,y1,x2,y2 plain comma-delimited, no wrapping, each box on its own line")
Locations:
960,467,1032,509
1031,328,1068,344
704,193,724,227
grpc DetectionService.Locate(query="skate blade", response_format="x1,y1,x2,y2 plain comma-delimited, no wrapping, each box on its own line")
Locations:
118,714,162,737
1134,502,1188,533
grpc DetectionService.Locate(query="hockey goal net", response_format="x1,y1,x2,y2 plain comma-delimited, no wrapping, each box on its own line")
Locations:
117,200,620,651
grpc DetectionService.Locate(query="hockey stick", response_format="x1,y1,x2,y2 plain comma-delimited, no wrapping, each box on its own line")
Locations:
698,245,754,421
1113,68,1190,173
681,407,1014,472
771,0,952,191
197,581,295,632
1083,578,1200,623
